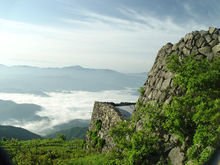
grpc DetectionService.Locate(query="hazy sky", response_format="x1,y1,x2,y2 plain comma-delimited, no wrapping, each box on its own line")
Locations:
0,0,219,72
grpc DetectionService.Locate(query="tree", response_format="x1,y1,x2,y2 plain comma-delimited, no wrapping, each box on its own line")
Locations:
57,134,66,141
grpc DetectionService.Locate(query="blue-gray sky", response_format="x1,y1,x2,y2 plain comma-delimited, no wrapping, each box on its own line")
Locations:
0,0,219,72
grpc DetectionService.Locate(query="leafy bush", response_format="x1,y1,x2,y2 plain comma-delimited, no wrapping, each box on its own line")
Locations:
88,120,105,150
109,102,167,164
1,139,85,165
138,86,145,96
110,54,220,164
95,120,102,131
164,54,220,164
57,134,67,141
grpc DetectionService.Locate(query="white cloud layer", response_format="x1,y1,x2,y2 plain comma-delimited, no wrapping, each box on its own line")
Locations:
0,8,208,72
0,89,138,135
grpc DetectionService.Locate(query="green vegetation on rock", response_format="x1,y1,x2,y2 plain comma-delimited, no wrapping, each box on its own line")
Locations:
88,120,105,150
164,54,220,164
109,54,220,164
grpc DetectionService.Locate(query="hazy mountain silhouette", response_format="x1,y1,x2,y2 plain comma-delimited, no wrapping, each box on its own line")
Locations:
0,125,42,140
45,126,88,140
0,65,146,95
0,100,48,124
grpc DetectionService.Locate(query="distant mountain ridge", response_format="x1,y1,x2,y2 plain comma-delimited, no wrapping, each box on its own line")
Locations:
45,126,88,140
0,125,42,140
1,64,145,73
0,100,47,124
0,64,146,95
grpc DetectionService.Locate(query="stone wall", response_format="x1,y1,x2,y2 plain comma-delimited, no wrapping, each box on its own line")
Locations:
136,27,220,165
85,101,135,152
139,27,220,106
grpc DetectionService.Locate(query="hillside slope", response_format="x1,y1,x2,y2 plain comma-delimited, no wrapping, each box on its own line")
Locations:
45,127,88,140
0,125,42,140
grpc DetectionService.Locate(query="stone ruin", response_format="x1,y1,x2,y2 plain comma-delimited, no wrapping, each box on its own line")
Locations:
85,27,220,164
139,27,220,105
85,101,135,152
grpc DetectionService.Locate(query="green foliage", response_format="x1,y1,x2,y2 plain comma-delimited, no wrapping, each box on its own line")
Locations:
94,120,102,131
109,102,167,164
1,137,7,141
45,127,88,140
62,153,112,165
110,54,219,164
88,120,105,150
57,134,67,141
138,86,145,96
1,138,85,165
1,54,218,165
164,54,220,164
0,125,42,140
1,138,115,164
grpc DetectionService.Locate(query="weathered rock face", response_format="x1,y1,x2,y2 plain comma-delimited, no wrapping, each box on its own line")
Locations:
136,27,220,165
85,101,135,152
139,27,220,105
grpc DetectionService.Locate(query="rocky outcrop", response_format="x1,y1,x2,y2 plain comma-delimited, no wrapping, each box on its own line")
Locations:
136,27,220,165
138,27,219,106
85,101,135,152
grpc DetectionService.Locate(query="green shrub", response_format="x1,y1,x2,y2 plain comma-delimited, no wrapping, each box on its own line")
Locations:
138,86,145,96
88,120,105,150
95,120,102,131
109,102,166,164
164,54,220,163
57,134,67,141
110,54,220,164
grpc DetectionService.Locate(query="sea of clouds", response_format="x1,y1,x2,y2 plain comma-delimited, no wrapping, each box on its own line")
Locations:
0,88,139,135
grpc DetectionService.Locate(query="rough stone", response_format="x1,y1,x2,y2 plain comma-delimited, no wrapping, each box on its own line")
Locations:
207,52,214,61
209,39,218,47
85,102,135,152
165,96,172,104
212,34,218,40
196,37,205,47
178,42,185,50
204,34,212,43
182,47,191,55
195,54,205,60
172,43,178,51
191,46,199,55
212,43,220,55
185,40,194,49
184,33,194,42
209,27,217,34
168,147,185,165
156,78,164,89
194,33,201,40
161,78,172,90
200,30,208,36
198,46,212,56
